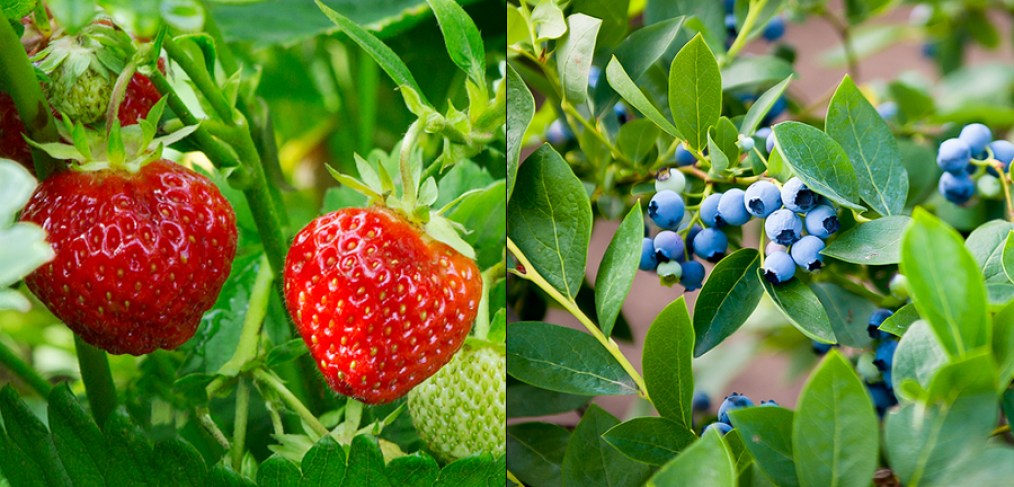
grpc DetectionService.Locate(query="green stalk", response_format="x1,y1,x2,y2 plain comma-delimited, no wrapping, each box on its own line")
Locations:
74,336,117,426
725,0,770,61
253,368,330,437
231,377,250,471
0,339,53,397
197,406,232,450
400,121,422,210
0,18,61,179
473,261,507,340
219,255,273,374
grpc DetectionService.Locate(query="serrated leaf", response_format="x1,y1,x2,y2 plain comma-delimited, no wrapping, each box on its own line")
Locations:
103,409,157,486
48,385,109,486
385,453,439,487
154,439,208,486
0,386,72,487
301,435,346,487
257,455,301,487
340,435,390,487
265,339,309,367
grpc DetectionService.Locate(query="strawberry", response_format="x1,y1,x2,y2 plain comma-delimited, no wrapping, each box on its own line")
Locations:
118,59,166,126
18,105,237,355
0,91,33,170
407,343,505,462
284,206,482,405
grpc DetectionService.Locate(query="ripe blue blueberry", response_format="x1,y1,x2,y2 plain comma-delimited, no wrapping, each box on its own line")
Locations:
936,138,971,174
876,102,898,120
765,241,787,255
675,144,697,166
693,228,728,262
867,309,894,339
791,235,826,272
679,222,703,250
718,393,754,424
655,167,687,194
882,370,893,390
763,250,796,284
959,123,991,158
938,171,975,204
704,422,733,436
744,181,782,218
804,205,840,239
765,209,803,246
760,400,780,407
766,130,777,154
680,260,706,291
989,140,1014,174
725,13,738,35
588,66,601,89
693,390,711,412
762,16,785,41
653,231,686,262
546,119,573,145
781,177,819,213
873,339,898,372
648,190,686,229
614,103,631,125
718,189,752,226
866,381,898,418
639,238,658,271
701,193,724,227
763,97,787,125
723,0,735,14
812,341,835,355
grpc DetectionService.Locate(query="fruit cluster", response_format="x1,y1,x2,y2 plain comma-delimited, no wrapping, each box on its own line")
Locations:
936,123,1014,204
692,391,779,436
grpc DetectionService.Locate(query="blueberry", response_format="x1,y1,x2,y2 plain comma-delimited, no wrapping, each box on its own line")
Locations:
804,205,840,239
921,42,937,58
701,193,725,227
639,238,658,271
675,144,697,166
718,189,752,226
936,138,971,174
655,168,687,194
739,134,756,152
654,231,686,262
725,13,738,36
614,103,631,125
679,223,703,251
680,260,706,291
693,228,728,262
755,127,772,140
588,66,601,89
812,340,835,355
766,131,777,154
959,123,991,158
760,400,780,407
723,0,736,14
765,241,787,255
979,174,1002,199
989,140,1014,172
745,181,782,218
704,422,733,436
648,190,686,229
791,235,826,272
717,393,754,424
762,16,785,41
693,390,711,412
763,97,787,125
763,250,796,284
781,177,819,213
889,274,909,300
938,171,975,204
546,119,573,145
876,102,898,120
657,260,684,286
882,370,893,390
873,339,898,372
867,309,894,339
765,209,803,246
866,381,898,418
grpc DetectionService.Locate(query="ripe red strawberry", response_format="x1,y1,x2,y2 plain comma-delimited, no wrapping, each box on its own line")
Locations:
284,206,482,405
118,59,166,126
0,91,33,170
19,159,238,355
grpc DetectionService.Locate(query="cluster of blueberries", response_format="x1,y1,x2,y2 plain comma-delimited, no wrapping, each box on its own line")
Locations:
936,123,1014,204
723,0,785,45
692,391,778,436
640,166,841,289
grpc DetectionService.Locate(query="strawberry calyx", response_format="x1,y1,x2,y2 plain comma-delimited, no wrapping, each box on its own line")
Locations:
26,97,199,174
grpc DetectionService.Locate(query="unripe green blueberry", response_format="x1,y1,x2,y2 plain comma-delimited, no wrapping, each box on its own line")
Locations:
855,353,881,382
977,174,1003,199
889,274,910,300
657,260,684,287
655,168,687,194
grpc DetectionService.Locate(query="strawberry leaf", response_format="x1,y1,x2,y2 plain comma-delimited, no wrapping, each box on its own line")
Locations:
355,153,385,195
325,164,383,202
425,214,476,260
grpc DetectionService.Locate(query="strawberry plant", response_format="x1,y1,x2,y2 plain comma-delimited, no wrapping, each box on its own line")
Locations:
505,0,1014,486
0,0,506,484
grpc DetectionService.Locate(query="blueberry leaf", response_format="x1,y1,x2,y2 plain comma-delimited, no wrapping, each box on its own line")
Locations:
505,63,534,204
668,33,721,152
793,351,878,487
811,283,875,349
900,209,989,358
964,221,1014,284
557,14,601,105
506,422,570,487
601,417,697,466
740,75,793,137
506,322,639,396
993,300,1014,387
593,17,685,117
595,204,644,337
721,55,795,92
647,428,736,487
693,249,765,357
506,384,591,419
727,407,798,487
605,57,681,138
878,303,920,337
562,405,652,487
642,297,695,429
758,270,836,344
826,75,908,217
773,122,864,211
821,215,911,265
892,320,948,403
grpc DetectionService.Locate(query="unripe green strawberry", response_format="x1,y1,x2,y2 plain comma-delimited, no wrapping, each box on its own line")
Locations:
45,67,112,124
407,343,505,462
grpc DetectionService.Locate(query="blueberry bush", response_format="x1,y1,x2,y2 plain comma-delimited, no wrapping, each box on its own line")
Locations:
506,0,1014,486
0,0,507,484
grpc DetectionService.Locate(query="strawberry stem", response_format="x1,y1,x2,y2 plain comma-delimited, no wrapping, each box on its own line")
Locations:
74,336,118,426
253,368,330,437
0,340,53,398
231,377,251,471
218,255,273,376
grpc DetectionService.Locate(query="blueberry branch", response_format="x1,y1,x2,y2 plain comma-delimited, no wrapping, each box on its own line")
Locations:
507,238,651,401
0,339,53,397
